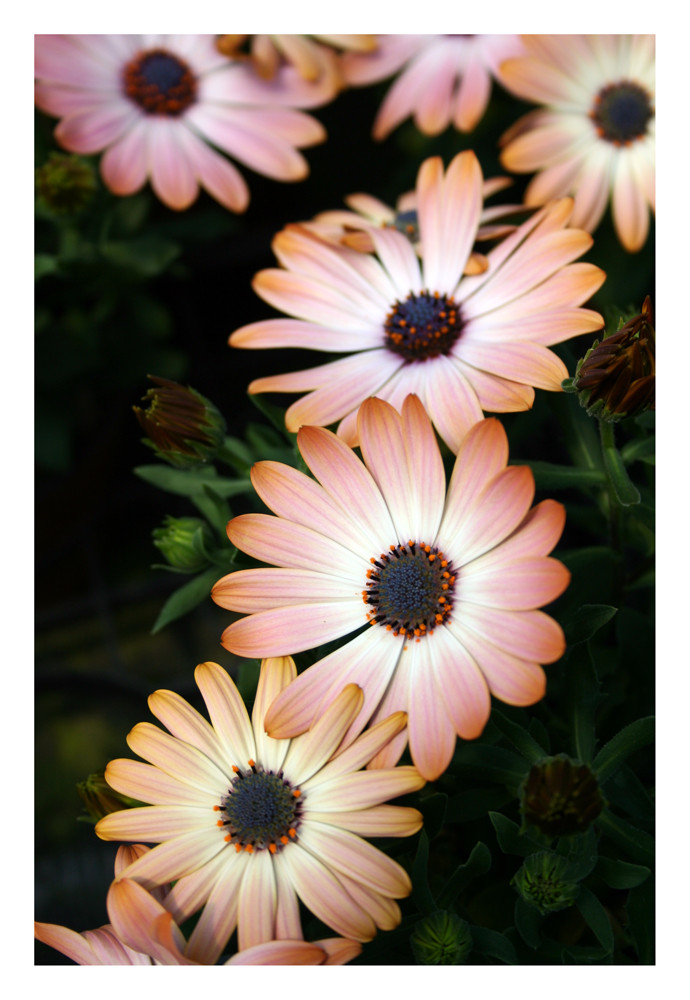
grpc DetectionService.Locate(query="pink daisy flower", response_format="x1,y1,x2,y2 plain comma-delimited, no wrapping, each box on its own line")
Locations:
217,33,376,88
95,658,424,959
340,34,525,138
213,395,570,782
499,35,655,252
34,34,330,212
231,150,605,453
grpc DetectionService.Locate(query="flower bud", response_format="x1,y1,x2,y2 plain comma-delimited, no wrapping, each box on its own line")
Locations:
152,516,214,572
563,296,655,421
409,910,473,965
77,772,139,822
520,755,604,838
35,152,97,214
134,376,226,468
512,852,580,914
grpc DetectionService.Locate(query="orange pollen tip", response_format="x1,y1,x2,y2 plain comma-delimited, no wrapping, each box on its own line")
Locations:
269,843,277,854
213,805,221,811
280,835,289,845
245,844,254,853
217,820,224,827
289,828,297,838
232,765,240,773
428,553,436,561
292,789,301,797
248,759,255,767
438,596,446,603
370,557,376,564
234,841,241,850
441,560,448,567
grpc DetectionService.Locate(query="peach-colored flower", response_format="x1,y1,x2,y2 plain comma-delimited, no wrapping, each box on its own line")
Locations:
341,34,525,138
231,150,605,453
213,396,570,782
95,659,423,960
34,34,328,212
217,33,375,89
306,175,525,271
499,34,655,252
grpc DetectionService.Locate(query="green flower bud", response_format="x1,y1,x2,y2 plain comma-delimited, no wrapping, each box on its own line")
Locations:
562,296,655,421
134,375,227,468
409,910,473,965
152,516,214,572
35,152,97,214
77,772,140,823
520,754,604,838
513,852,580,915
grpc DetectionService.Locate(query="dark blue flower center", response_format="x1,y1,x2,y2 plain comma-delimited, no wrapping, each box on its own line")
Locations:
216,760,302,854
123,48,197,116
363,541,456,640
590,81,653,145
384,291,464,363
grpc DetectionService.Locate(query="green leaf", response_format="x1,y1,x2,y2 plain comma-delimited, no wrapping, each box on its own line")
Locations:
151,567,220,634
437,842,491,908
513,896,543,948
248,391,295,442
35,253,60,280
563,604,618,646
100,235,180,276
564,642,601,763
513,460,606,489
410,829,436,916
596,809,654,866
559,827,599,881
593,856,650,889
627,874,655,963
620,436,655,465
418,792,447,841
593,716,655,785
491,709,547,763
489,812,543,858
469,926,518,964
134,463,253,499
451,744,528,789
575,885,613,955
190,485,232,537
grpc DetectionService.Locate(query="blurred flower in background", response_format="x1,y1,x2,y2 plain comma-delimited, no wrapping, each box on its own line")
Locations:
499,34,655,251
232,150,605,453
341,34,525,138
34,34,332,212
217,33,375,89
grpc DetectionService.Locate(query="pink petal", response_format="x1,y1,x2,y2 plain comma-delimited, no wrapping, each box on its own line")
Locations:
193,662,257,767
307,804,422,838
453,53,492,131
283,683,364,785
404,642,458,780
100,118,149,195
228,513,365,579
103,758,213,807
279,845,377,940
449,621,548,705
458,556,571,610
212,567,358,611
612,149,651,251
253,268,382,328
455,340,569,390
305,766,424,812
175,124,249,212
146,118,199,210
54,103,139,154
237,851,277,950
251,657,295,774
417,355,484,454
120,721,230,794
427,625,491,739
184,855,243,963
99,829,225,890
299,823,412,897
219,600,365,658
459,605,566,664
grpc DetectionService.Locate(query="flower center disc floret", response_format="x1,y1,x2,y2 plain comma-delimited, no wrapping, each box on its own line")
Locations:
363,541,456,640
384,291,463,363
123,49,197,116
590,80,653,145
215,760,302,854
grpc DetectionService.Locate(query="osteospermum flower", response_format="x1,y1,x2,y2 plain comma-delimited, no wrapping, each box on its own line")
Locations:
213,395,570,782
95,659,424,960
306,175,525,271
217,33,375,89
231,150,605,453
499,34,655,252
34,34,329,212
340,34,525,138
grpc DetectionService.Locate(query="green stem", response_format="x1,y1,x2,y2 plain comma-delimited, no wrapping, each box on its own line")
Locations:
598,420,640,507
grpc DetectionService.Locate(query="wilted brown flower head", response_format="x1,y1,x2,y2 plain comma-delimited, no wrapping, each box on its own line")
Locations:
565,296,655,421
520,755,604,838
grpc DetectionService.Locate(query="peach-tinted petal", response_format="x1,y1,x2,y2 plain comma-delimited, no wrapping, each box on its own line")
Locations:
426,624,492,740
121,722,231,795
251,656,295,773
147,118,199,210
307,804,423,838
301,822,412,897
459,605,566,664
99,828,224,890
227,515,364,579
184,856,243,963
237,851,277,950
455,340,569,391
194,662,256,767
283,684,364,784
459,556,571,610
612,150,651,252
305,765,424,812
449,620,548,706
104,758,214,807
54,103,139,154
219,600,365,658
404,642,458,780
100,118,149,196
